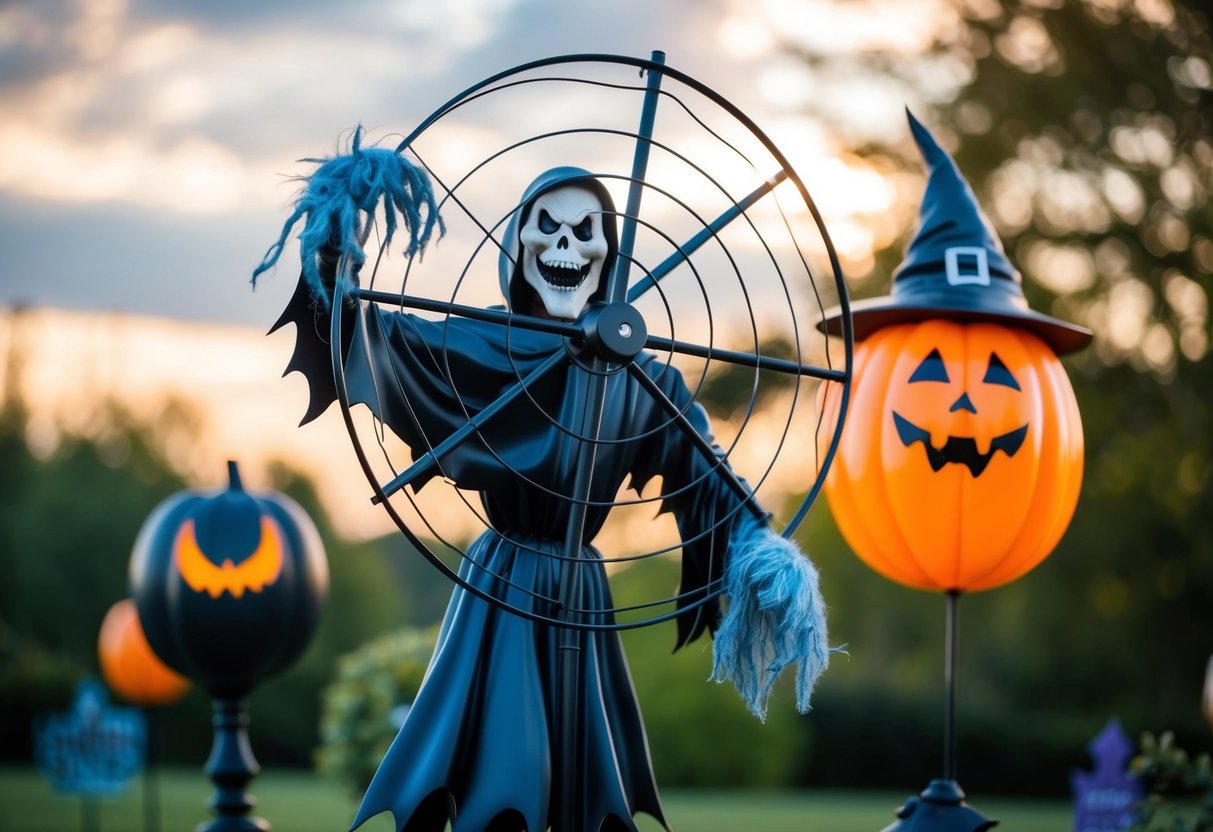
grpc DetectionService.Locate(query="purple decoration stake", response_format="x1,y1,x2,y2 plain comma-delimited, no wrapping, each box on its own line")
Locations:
1072,719,1143,832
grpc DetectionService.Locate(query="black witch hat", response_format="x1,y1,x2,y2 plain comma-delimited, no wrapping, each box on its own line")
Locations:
821,110,1092,355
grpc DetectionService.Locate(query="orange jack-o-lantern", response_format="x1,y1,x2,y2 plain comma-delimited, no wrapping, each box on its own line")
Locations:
818,320,1084,592
129,461,328,698
98,599,190,706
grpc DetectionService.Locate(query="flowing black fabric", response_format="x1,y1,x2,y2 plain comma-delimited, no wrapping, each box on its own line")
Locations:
274,280,754,831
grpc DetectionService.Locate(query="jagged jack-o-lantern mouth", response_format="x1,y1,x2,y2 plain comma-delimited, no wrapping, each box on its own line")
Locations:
174,516,284,599
892,412,1028,477
891,345,1029,478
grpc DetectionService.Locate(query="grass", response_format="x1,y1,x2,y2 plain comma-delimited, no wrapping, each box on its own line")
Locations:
0,766,1074,831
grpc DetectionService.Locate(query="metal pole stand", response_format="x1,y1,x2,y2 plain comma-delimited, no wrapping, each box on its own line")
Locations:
198,697,268,832
879,592,998,832
551,49,665,832
143,707,162,832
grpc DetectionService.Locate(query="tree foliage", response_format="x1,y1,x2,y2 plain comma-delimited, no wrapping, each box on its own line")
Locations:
0,309,443,765
4,2,1211,791
926,0,1211,741
780,0,1213,789
1129,731,1213,831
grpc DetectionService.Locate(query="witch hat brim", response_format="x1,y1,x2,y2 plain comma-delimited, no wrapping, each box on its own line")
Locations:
821,287,1094,355
819,111,1092,356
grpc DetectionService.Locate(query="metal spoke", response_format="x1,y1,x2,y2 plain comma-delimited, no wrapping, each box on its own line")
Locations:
627,170,788,303
555,50,665,832
604,59,663,304
323,52,855,636
371,349,570,504
645,334,846,382
626,363,766,520
354,287,581,340
411,150,516,268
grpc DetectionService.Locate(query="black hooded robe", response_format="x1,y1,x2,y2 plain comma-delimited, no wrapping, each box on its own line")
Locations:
274,170,760,832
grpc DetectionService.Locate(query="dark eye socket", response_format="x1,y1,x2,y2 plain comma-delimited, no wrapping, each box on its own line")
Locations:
572,217,594,242
537,210,559,235
908,348,950,384
983,352,1020,390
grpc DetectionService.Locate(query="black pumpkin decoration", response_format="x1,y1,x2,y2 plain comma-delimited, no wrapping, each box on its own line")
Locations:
130,461,328,698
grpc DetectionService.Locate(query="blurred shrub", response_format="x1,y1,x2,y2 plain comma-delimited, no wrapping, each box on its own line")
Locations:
316,627,436,796
615,561,811,788
1129,731,1213,831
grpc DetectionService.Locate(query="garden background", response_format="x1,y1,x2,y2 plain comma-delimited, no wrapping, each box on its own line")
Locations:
1,0,1210,818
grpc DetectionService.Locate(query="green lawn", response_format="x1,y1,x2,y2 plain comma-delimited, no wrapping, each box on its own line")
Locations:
0,766,1073,831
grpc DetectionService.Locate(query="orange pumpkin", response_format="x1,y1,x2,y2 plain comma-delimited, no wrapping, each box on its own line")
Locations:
98,599,190,706
818,319,1083,592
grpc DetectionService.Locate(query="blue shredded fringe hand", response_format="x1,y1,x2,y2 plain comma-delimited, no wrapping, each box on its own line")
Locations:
711,514,831,720
251,127,443,305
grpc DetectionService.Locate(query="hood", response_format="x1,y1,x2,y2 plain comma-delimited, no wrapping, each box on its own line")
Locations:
497,166,619,312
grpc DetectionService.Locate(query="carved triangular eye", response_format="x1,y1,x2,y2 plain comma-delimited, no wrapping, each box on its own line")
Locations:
909,348,950,383
983,353,1020,390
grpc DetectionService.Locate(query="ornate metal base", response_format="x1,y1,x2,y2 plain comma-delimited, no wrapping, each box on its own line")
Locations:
198,697,269,832
880,779,998,832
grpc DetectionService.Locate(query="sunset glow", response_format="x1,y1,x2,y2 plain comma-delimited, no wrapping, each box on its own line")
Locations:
0,0,1057,539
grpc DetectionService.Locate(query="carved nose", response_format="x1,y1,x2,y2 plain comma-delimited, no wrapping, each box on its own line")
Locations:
949,392,977,414
557,235,568,250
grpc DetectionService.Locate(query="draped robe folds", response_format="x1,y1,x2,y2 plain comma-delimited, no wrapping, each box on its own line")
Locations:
274,277,760,832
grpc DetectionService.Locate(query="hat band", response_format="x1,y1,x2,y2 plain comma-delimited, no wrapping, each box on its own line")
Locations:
891,272,1030,314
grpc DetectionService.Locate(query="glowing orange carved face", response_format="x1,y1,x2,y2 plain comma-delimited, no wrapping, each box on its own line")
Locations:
174,517,284,599
891,346,1028,478
818,319,1084,592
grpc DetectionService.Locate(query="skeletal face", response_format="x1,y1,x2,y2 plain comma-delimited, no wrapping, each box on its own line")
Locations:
518,186,609,320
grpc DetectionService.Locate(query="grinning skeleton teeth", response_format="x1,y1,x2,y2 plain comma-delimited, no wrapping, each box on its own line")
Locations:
538,259,591,290
518,185,609,319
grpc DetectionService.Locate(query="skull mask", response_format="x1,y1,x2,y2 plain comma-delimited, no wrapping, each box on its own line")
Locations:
518,185,610,320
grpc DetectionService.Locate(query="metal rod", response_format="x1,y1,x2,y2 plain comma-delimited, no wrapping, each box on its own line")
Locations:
627,362,765,520
553,365,608,832
80,796,99,832
354,288,581,339
627,170,788,303
142,707,161,832
356,289,846,383
554,50,666,832
944,589,960,782
372,350,568,504
644,334,847,381
607,50,665,303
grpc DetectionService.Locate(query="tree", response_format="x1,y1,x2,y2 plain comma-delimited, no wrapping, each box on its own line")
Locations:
780,0,1213,788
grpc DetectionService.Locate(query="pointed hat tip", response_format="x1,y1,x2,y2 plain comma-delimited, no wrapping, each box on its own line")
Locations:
905,108,951,170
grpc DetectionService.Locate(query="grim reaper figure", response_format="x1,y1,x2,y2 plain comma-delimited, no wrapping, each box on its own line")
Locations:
255,139,830,832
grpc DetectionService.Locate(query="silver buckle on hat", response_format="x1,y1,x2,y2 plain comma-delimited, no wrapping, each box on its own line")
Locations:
945,247,991,287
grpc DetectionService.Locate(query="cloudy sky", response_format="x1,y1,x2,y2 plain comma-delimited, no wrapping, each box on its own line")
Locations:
0,0,941,535
0,0,941,326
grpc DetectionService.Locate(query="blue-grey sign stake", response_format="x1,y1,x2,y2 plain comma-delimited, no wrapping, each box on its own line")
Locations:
34,680,147,832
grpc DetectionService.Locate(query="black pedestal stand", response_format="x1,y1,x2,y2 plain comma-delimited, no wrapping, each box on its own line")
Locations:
880,591,998,832
198,697,268,832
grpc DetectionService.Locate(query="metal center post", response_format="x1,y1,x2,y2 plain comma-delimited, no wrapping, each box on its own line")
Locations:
553,49,665,831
